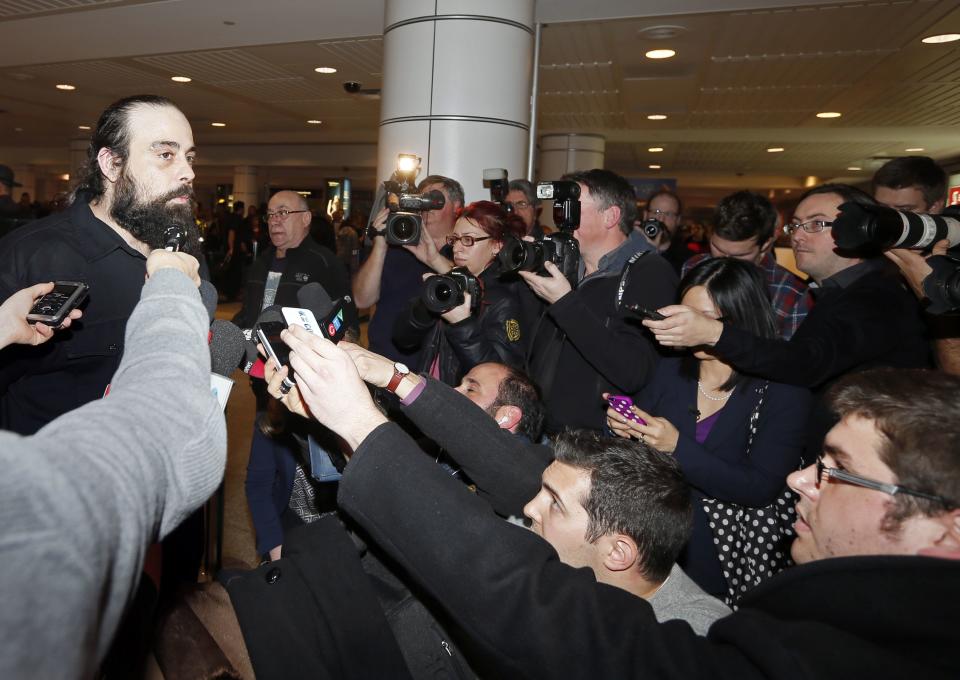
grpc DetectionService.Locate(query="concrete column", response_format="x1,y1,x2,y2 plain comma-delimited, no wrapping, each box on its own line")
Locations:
68,139,89,193
232,165,259,209
378,0,535,203
537,133,606,180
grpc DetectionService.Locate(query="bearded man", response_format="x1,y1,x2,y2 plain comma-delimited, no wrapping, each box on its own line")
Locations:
0,94,204,434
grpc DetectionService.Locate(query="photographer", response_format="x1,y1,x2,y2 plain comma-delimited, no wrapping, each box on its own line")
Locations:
392,201,526,385
523,169,677,432
353,175,462,364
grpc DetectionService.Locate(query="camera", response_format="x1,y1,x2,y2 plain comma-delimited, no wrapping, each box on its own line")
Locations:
923,254,960,314
639,218,664,240
483,168,510,210
536,180,581,231
343,81,363,94
371,154,446,246
497,179,582,285
421,266,482,314
831,203,960,253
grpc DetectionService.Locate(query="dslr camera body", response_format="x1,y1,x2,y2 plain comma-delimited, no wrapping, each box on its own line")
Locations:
372,154,446,246
497,180,582,285
483,168,510,211
639,217,664,240
422,266,482,314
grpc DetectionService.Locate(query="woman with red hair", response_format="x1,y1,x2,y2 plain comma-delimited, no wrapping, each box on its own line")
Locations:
393,200,527,385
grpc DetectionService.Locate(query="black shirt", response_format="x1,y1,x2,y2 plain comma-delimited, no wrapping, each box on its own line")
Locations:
0,201,151,434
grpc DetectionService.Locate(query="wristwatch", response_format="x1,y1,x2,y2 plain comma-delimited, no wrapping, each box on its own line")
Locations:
385,362,410,394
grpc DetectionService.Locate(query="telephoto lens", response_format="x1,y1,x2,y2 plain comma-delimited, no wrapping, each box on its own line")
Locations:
497,236,545,274
421,267,481,314
832,202,960,252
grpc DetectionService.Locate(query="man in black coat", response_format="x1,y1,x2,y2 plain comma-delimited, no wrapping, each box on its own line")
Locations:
282,328,960,680
521,169,677,432
646,183,931,451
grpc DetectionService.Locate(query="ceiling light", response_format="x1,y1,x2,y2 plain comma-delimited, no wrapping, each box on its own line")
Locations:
648,147,664,152
211,122,226,127
847,166,861,171
314,66,337,74
307,119,322,124
171,76,192,83
14,127,22,132
767,147,785,153
60,173,70,181
649,164,661,170
647,114,668,121
55,84,76,91
645,49,676,59
905,147,925,152
78,125,91,130
816,111,842,119
921,33,960,44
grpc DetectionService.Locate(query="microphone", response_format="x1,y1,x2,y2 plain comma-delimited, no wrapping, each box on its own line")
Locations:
163,225,187,252
199,280,218,324
296,282,348,342
209,319,246,410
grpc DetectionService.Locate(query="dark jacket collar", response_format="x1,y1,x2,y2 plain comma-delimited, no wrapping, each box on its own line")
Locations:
581,230,655,282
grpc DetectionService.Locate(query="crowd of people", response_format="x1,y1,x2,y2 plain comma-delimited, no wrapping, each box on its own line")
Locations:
0,94,958,680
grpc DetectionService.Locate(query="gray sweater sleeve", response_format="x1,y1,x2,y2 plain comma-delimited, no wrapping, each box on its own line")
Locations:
0,267,227,679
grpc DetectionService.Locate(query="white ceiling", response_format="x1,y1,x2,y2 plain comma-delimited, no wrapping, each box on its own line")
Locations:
1,0,959,202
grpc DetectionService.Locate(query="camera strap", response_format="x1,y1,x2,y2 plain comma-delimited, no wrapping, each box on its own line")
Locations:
616,250,650,310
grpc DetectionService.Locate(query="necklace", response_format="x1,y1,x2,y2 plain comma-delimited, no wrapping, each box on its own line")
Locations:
697,380,732,402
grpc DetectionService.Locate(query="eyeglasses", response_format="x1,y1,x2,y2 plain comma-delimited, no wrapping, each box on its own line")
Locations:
648,208,680,220
506,200,532,210
783,220,833,235
445,234,493,247
265,209,310,221
815,455,953,506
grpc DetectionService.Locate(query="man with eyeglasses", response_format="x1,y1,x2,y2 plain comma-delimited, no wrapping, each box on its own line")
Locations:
643,189,692,274
232,189,358,563
505,179,545,237
645,183,931,452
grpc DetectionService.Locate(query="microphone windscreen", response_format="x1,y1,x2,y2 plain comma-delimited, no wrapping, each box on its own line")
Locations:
296,282,335,319
256,305,284,326
209,319,246,377
199,280,218,323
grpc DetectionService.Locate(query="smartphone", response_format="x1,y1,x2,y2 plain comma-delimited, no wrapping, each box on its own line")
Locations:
623,304,666,321
607,395,647,425
26,281,88,326
255,320,295,387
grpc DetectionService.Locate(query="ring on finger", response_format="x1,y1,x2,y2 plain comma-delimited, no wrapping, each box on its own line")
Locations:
278,382,292,396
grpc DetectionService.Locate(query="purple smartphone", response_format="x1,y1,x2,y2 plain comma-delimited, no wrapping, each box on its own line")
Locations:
608,395,647,425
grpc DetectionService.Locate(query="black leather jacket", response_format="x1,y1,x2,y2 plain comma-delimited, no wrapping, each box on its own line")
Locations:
392,263,525,385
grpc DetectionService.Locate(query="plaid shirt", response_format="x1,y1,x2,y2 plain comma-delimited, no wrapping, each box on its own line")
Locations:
683,252,810,339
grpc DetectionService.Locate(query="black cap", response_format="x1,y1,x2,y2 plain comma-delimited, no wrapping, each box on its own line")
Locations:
0,165,22,188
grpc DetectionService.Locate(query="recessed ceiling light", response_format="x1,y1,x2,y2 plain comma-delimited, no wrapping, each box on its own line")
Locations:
921,33,960,44
307,119,322,124
60,173,70,181
816,111,842,119
847,166,862,171
649,164,661,170
314,66,337,74
171,76,192,83
905,147,925,152
211,122,226,127
645,49,676,60
55,84,76,91
78,125,91,130
14,127,22,132
648,147,664,152
647,114,668,121
767,147,785,153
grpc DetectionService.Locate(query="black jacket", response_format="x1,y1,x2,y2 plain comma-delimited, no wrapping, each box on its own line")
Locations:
526,232,678,432
339,421,960,680
714,260,931,450
232,234,358,334
392,265,524,385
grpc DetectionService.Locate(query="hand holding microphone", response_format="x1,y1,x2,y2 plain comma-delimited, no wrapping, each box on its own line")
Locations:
146,250,200,287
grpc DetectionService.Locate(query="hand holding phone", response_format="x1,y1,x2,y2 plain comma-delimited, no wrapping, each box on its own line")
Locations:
26,281,88,327
607,395,647,425
256,320,295,387
623,304,666,321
